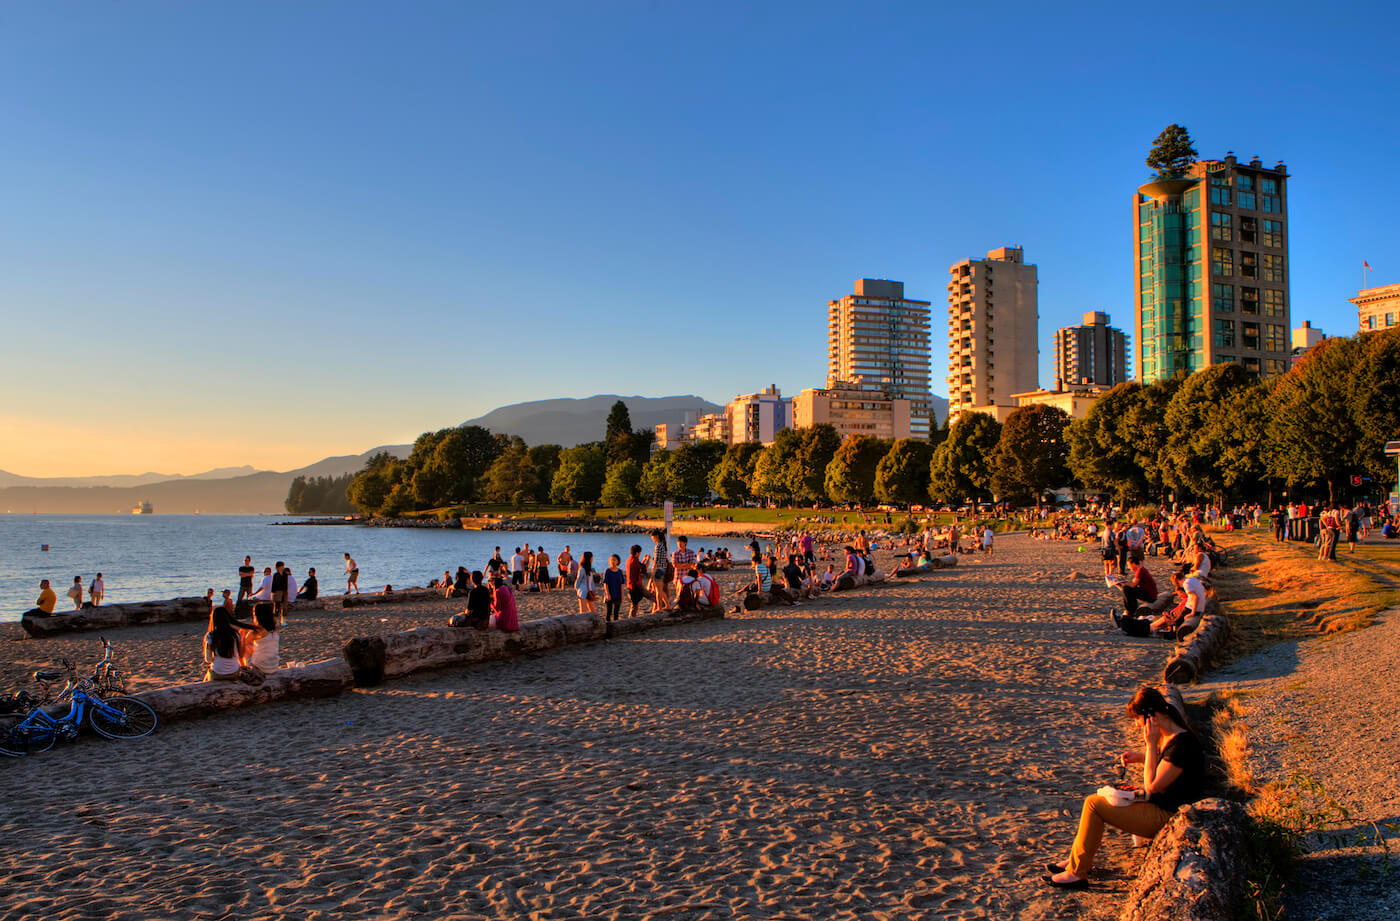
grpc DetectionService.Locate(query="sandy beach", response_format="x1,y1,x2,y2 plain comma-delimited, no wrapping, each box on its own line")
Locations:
1,534,1173,920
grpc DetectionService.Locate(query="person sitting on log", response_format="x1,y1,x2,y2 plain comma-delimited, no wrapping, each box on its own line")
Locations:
244,605,279,678
766,554,797,606
204,608,248,682
1045,685,1205,890
728,554,774,613
819,564,836,591
1117,557,1158,618
488,575,519,632
1112,570,1182,638
782,553,813,600
296,568,318,602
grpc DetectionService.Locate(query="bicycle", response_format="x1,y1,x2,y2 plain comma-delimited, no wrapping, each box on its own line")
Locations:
0,663,157,757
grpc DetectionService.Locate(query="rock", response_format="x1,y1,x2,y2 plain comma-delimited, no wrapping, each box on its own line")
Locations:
1118,798,1248,921
1164,600,1229,684
132,658,355,722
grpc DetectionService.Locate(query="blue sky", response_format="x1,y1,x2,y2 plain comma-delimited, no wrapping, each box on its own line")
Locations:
2,1,1397,476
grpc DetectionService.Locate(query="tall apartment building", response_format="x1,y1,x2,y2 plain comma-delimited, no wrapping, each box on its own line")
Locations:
1052,310,1129,389
946,246,1039,422
1351,282,1400,333
827,279,933,438
792,382,913,441
725,386,790,445
1135,153,1291,382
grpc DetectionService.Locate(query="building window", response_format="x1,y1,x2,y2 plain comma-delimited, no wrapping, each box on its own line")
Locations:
1213,318,1236,348
1217,354,1236,363
1239,216,1257,243
1243,356,1261,373
1209,186,1232,206
1237,174,1254,191
1212,283,1235,311
1262,219,1283,247
1239,251,1258,278
1261,178,1277,195
1262,195,1280,213
1210,212,1232,241
1262,254,1284,283
1238,191,1256,210
1264,358,1287,376
1262,288,1286,317
1241,287,1259,314
1389,313,1397,327
1243,322,1261,349
1265,324,1286,352
1211,247,1234,276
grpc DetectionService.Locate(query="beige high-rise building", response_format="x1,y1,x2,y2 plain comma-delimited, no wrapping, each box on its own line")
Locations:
1352,282,1400,333
946,246,1039,423
792,382,913,441
826,279,933,438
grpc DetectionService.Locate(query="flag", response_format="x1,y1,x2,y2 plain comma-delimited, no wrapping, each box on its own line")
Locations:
1364,260,1372,270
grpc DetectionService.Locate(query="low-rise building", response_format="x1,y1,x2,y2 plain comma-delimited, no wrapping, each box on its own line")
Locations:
690,412,730,444
792,382,912,440
725,385,791,445
1011,387,1106,421
1352,283,1400,333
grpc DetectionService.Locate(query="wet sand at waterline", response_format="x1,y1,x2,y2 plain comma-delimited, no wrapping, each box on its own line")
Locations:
0,535,1173,920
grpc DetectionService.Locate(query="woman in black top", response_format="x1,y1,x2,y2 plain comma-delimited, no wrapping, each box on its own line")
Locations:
464,572,492,629
1046,686,1205,889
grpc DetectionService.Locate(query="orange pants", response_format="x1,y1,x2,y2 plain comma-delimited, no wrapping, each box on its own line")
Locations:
1066,794,1172,876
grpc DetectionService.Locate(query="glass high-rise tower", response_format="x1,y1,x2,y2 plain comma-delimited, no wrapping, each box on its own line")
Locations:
1134,154,1291,382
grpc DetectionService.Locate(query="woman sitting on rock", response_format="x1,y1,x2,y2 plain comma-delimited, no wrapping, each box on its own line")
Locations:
1045,686,1205,889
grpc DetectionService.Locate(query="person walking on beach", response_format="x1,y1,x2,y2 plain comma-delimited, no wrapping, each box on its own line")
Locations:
237,556,255,602
574,551,597,614
66,576,84,609
981,526,995,555
89,573,105,606
344,553,360,593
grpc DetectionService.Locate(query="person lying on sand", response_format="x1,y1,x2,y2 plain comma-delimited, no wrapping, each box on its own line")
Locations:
1045,686,1204,889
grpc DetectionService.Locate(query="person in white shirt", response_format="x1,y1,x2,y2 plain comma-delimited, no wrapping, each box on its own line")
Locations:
250,567,274,602
90,573,105,606
981,527,995,555
510,548,526,589
344,553,360,594
67,576,84,609
245,607,279,676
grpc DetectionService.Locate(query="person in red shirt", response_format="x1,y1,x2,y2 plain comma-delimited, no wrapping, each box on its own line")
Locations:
489,576,519,632
625,544,650,617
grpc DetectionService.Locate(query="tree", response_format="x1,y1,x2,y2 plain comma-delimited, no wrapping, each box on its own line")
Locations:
1066,381,1174,504
1146,123,1198,178
1160,364,1259,503
600,459,641,507
750,429,802,505
605,401,635,468
1266,337,1365,504
346,453,397,515
791,424,842,504
824,435,888,506
875,438,935,507
550,445,607,505
708,442,764,504
479,444,539,505
989,405,1071,507
527,444,562,503
928,412,1001,509
637,449,671,504
1352,326,1400,489
424,425,501,502
666,440,725,501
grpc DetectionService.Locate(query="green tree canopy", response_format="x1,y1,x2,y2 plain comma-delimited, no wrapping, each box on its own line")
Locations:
1266,337,1365,503
929,412,1002,508
750,429,803,505
824,435,888,506
1161,363,1261,502
600,458,642,507
1146,123,1198,178
479,444,539,505
989,405,1071,506
1352,327,1400,489
526,444,562,503
791,424,842,504
874,438,935,507
1066,380,1175,503
666,440,725,500
709,441,764,504
637,449,671,504
550,445,607,505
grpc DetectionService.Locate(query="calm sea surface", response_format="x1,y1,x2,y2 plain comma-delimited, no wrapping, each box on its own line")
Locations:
0,515,753,622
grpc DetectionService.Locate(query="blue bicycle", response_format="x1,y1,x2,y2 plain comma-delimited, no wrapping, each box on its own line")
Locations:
0,662,157,757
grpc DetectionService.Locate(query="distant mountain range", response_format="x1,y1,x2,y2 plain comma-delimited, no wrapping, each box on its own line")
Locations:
0,392,947,513
460,394,723,447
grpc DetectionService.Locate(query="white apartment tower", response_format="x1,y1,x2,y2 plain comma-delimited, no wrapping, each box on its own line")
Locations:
826,279,933,439
946,246,1039,422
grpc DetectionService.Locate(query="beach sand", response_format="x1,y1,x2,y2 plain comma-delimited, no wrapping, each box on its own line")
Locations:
0,535,1172,920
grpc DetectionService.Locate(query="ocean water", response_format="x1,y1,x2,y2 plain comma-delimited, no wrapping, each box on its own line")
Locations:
0,515,753,621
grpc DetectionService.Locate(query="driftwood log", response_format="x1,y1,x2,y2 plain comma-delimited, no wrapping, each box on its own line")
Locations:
1164,599,1228,684
340,589,438,608
342,607,724,687
1118,798,1248,921
21,597,211,638
131,658,355,722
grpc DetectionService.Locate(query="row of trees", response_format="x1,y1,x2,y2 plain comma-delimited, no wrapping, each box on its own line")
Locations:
283,473,357,514
329,327,1400,517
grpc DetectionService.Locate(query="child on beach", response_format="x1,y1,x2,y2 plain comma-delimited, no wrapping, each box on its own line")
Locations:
575,551,597,614
489,576,519,632
602,554,625,622
819,564,836,591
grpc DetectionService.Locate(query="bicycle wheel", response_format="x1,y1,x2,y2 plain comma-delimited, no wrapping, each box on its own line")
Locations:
87,697,158,739
0,723,58,756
